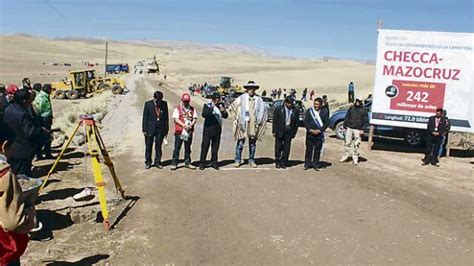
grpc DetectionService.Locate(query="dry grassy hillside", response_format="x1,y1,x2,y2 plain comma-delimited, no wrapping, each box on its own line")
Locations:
0,34,375,102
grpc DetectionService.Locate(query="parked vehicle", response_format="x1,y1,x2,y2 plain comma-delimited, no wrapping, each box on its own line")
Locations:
262,96,274,112
201,84,218,98
267,99,306,125
222,92,243,107
106,64,129,74
328,101,425,147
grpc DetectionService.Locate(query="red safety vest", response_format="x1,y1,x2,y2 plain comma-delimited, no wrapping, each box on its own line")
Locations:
174,105,195,134
0,229,29,265
0,167,29,265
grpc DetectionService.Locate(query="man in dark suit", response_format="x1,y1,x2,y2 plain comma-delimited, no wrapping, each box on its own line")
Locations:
4,89,48,176
199,93,228,170
423,108,447,167
273,96,300,169
142,91,169,169
303,97,329,171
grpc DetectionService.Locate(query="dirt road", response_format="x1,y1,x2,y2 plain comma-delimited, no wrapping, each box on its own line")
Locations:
24,75,473,265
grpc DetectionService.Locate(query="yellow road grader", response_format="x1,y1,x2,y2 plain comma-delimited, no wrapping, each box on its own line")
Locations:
51,69,126,99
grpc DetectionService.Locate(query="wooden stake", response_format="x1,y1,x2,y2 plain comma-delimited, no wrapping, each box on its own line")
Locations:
446,132,451,158
104,41,108,77
368,125,375,150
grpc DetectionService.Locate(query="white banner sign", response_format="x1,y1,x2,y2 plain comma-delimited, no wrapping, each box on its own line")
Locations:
371,29,474,133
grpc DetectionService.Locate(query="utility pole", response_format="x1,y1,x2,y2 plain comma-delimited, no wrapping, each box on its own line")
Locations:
369,18,383,151
377,18,383,30
104,41,108,77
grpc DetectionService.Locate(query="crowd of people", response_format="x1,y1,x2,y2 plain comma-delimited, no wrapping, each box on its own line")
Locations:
267,81,357,104
268,88,312,102
0,79,54,176
188,83,204,96
142,81,372,171
0,78,54,265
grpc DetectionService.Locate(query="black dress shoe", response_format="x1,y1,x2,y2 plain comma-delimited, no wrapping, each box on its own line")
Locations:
199,165,205,170
154,163,163,169
431,162,440,167
313,165,320,171
422,161,429,166
275,163,281,169
280,164,286,169
211,164,220,170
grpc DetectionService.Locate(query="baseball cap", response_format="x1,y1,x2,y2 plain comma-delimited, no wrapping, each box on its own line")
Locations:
6,84,19,95
181,93,191,102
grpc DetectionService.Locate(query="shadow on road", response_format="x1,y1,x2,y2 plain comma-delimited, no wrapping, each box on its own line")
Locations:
60,151,85,160
30,209,74,242
38,187,84,202
44,254,110,265
33,161,80,177
371,137,424,154
110,195,140,230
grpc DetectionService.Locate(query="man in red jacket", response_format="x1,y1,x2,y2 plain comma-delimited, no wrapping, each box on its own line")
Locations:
171,93,197,170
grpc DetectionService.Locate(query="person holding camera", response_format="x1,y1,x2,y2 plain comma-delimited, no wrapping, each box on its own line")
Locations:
199,93,228,170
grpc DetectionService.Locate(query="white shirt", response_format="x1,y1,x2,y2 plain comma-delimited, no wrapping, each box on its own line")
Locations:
172,106,198,120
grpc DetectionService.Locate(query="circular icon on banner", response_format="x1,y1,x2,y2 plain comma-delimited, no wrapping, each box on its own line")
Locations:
385,85,398,98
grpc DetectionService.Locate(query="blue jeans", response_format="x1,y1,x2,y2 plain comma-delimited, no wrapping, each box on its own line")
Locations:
438,135,447,157
235,138,257,163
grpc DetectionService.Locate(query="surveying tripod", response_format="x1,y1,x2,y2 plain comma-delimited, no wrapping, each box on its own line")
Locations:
39,115,126,231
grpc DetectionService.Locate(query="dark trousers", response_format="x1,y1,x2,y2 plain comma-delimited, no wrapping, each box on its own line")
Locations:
424,135,442,164
200,131,221,165
7,259,21,266
145,133,164,165
36,116,52,157
305,137,323,168
172,133,193,165
274,132,292,166
8,157,33,176
348,91,354,103
43,116,53,156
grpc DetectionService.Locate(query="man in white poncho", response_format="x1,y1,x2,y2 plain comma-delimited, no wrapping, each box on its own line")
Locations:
228,81,267,168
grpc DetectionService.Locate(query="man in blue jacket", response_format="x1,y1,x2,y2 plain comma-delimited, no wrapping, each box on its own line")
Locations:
303,98,329,171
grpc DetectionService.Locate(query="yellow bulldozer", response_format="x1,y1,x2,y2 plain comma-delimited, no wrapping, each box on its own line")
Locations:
216,76,244,95
51,69,126,99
